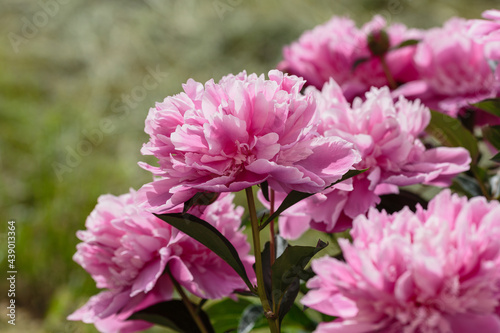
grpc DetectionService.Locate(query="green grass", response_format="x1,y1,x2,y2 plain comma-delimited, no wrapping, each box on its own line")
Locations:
0,0,497,331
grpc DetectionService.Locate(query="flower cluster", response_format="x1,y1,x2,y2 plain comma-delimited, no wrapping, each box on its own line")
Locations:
137,70,360,213
68,190,254,332
266,81,470,239
279,15,422,101
281,14,500,119
70,8,500,333
303,190,500,332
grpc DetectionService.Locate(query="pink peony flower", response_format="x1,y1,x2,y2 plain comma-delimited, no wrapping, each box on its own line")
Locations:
279,15,422,100
469,9,500,85
137,70,360,212
395,17,500,117
68,190,254,332
469,9,500,43
302,190,500,333
268,81,470,239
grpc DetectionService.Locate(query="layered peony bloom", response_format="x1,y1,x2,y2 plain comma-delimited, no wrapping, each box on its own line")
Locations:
469,9,500,43
268,81,470,239
279,15,422,100
395,17,500,117
469,9,500,84
137,70,360,212
68,190,254,333
302,190,500,332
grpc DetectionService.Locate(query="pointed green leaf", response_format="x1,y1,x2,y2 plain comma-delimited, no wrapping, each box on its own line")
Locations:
426,110,479,163
351,57,370,71
154,213,254,291
280,302,317,331
205,298,253,333
483,125,500,151
258,236,290,308
391,39,420,50
183,192,219,213
127,300,214,333
258,241,273,306
472,98,500,117
260,169,367,231
451,173,484,198
260,181,270,202
271,240,328,322
237,304,264,333
277,278,300,326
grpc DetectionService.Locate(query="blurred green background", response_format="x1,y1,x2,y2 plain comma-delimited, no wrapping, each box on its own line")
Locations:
1,0,497,332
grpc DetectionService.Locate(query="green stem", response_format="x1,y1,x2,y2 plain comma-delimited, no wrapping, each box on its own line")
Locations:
167,269,209,333
380,55,397,90
269,189,276,266
245,186,279,333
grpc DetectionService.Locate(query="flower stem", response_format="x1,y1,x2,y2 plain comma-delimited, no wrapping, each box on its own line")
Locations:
167,269,209,333
245,186,279,333
269,189,276,266
380,55,397,90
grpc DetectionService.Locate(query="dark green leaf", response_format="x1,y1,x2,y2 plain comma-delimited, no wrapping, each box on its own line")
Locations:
237,304,264,333
376,189,428,213
261,181,270,202
451,174,484,197
154,213,254,291
483,126,500,151
277,278,300,325
260,169,367,230
280,302,317,331
258,241,273,306
258,236,290,308
183,192,219,213
352,57,370,71
271,240,327,322
472,98,500,117
391,39,420,50
205,298,253,333
492,152,500,163
127,300,214,333
426,110,479,163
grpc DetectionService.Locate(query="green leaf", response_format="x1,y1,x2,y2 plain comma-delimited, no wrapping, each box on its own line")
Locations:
376,189,428,213
472,98,500,117
259,236,290,308
280,302,317,331
351,57,370,71
183,191,220,213
391,39,420,50
260,169,367,231
258,241,274,306
127,300,214,333
205,298,253,333
271,240,328,323
426,110,479,163
451,174,484,198
237,304,264,333
154,213,254,291
492,152,500,163
277,278,300,326
261,181,270,202
483,125,500,151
